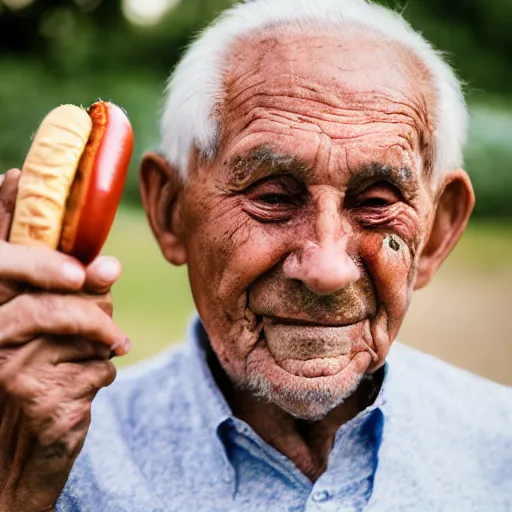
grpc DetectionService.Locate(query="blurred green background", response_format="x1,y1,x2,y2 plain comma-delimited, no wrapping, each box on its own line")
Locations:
0,0,510,385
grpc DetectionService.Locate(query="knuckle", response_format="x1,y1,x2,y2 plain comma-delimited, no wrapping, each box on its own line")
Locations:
0,369,37,399
38,404,91,454
104,360,117,386
0,361,16,394
0,279,22,306
0,293,31,341
92,360,117,389
96,293,114,317
14,291,37,313
25,292,55,330
35,250,76,287
58,404,92,436
0,346,17,373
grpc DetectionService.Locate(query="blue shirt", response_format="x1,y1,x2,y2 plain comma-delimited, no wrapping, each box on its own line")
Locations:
56,316,512,511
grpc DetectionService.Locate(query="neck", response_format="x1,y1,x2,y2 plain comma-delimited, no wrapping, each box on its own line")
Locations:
207,348,383,482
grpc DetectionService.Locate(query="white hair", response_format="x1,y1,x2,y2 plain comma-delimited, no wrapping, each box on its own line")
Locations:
160,0,468,185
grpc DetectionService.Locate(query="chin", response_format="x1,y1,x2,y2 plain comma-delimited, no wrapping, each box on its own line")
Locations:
244,344,372,420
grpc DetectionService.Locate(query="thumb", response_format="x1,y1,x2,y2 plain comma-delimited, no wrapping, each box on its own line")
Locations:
83,255,122,294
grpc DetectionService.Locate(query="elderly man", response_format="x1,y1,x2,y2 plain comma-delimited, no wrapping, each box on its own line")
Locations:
0,0,510,510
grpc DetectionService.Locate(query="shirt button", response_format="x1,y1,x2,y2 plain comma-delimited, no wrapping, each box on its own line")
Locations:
312,490,331,503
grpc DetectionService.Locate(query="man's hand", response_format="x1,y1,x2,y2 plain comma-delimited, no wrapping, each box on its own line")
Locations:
0,169,130,512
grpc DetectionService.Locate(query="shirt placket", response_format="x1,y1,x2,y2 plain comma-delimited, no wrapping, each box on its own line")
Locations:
304,410,384,512
229,419,312,490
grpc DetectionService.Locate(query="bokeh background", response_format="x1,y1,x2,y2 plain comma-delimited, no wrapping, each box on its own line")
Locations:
0,0,510,385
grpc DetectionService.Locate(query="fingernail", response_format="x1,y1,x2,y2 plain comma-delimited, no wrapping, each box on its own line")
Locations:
61,262,85,285
111,337,131,355
98,259,120,282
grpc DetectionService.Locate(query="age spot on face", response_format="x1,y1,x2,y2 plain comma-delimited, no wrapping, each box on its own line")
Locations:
388,236,400,252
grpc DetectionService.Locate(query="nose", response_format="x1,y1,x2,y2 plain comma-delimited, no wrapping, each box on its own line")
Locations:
282,191,360,295
283,240,360,295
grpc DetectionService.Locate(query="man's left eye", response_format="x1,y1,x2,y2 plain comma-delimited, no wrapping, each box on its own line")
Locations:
359,197,391,207
356,184,402,208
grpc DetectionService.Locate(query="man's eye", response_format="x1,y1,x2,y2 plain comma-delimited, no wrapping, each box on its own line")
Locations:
242,177,306,223
355,184,402,208
256,194,293,205
360,197,391,207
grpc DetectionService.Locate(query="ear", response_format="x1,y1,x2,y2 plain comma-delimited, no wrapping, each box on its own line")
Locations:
139,152,187,266
415,169,475,290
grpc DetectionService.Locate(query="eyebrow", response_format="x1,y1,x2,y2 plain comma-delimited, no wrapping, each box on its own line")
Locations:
227,145,311,187
347,163,419,198
227,147,419,198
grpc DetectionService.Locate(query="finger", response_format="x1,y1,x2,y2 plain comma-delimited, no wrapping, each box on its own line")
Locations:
0,278,24,306
79,291,114,317
1,335,111,368
0,293,130,355
47,336,112,364
63,359,117,396
0,169,21,240
12,338,116,388
0,337,113,396
55,337,112,364
0,242,86,292
83,256,121,295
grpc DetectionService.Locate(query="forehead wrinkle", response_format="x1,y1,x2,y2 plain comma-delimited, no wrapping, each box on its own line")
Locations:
221,25,436,179
227,145,312,186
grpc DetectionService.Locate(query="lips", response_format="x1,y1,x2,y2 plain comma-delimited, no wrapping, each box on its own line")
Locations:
279,356,347,377
265,315,361,328
261,317,369,378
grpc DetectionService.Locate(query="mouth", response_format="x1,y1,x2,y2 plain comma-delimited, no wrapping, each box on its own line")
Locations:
258,315,373,379
265,315,361,328
278,356,347,378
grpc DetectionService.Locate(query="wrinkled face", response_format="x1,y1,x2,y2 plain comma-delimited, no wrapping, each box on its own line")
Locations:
179,28,436,420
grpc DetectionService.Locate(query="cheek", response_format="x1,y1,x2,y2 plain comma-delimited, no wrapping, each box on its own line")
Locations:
211,217,300,318
185,202,298,372
360,231,415,335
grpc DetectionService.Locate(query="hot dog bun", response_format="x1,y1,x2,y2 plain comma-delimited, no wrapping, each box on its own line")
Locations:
9,105,93,250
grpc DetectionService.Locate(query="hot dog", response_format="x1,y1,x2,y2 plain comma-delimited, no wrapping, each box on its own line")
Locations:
8,101,133,265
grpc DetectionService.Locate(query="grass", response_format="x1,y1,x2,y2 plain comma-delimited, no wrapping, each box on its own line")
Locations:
103,207,195,367
104,207,511,368
445,219,512,271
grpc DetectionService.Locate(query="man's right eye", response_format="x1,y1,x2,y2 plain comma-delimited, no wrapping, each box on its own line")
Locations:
242,176,306,222
255,193,295,205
